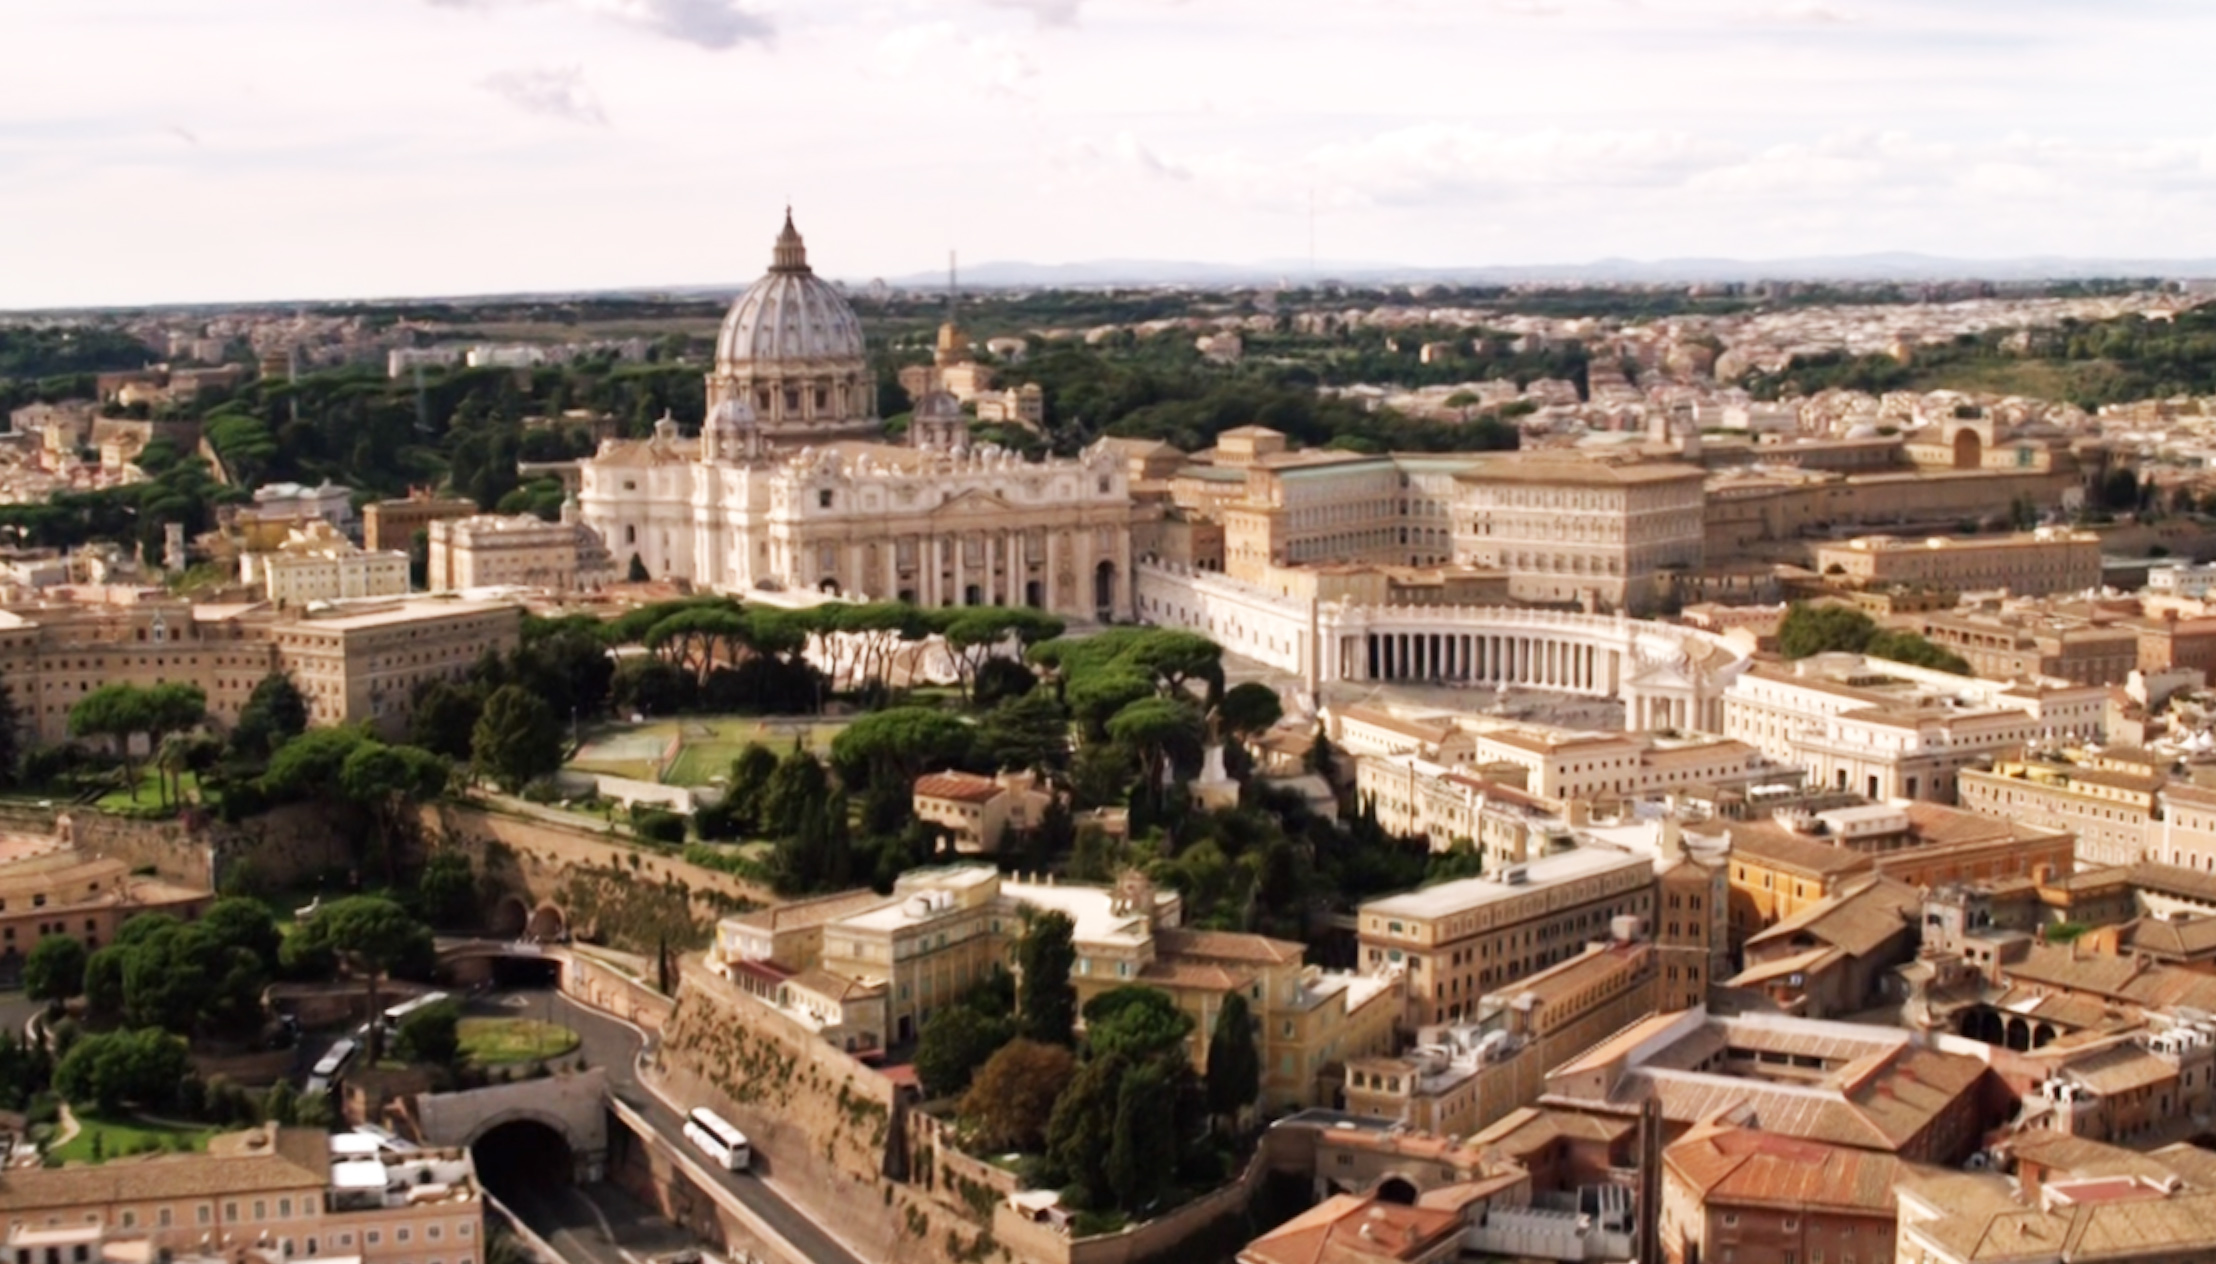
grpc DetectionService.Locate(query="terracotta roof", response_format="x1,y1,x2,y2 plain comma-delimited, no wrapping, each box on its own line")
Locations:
2128,861,2216,905
2121,915,2216,959
1237,1194,1465,1264
785,969,884,1004
1157,927,1307,967
1468,1106,1635,1157
913,771,1005,804
1721,823,1878,878
1453,458,1706,486
1665,1125,1902,1214
1743,875,1922,959
0,1127,325,1211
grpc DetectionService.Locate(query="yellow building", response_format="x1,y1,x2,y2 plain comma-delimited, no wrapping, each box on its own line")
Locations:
1957,757,2161,869
0,1127,481,1264
268,598,522,736
362,489,480,554
1359,847,1657,1027
1813,528,2101,596
242,523,410,609
910,769,1052,854
427,512,613,593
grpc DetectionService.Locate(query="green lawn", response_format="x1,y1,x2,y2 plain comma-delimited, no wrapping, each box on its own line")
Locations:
570,716,851,788
93,768,212,815
459,1017,581,1066
51,1113,214,1165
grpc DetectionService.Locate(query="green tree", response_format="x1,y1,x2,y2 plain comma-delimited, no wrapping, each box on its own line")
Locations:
1083,986,1195,1065
1106,697,1203,804
1045,1051,1125,1206
725,743,780,833
408,680,484,761
282,897,433,1063
828,707,973,795
1217,681,1283,738
417,848,479,929
1017,911,1078,1046
1776,603,1878,659
471,685,563,793
392,999,462,1067
1203,991,1260,1131
913,1005,1015,1100
759,744,828,838
975,690,1072,776
1107,1059,1177,1212
24,934,86,1006
53,1027,189,1115
959,1038,1074,1153
231,671,309,760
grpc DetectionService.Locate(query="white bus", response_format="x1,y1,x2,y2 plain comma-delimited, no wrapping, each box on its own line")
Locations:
306,1038,358,1095
683,1107,751,1172
380,992,452,1038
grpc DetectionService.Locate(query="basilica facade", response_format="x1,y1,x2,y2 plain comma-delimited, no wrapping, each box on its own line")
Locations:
575,215,1136,620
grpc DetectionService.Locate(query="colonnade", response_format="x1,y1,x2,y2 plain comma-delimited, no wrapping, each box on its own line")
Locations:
1349,629,1614,697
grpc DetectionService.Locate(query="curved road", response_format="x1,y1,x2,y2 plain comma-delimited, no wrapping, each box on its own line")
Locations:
525,989,867,1264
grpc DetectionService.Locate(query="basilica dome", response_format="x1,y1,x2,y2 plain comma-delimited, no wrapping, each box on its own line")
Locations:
715,213,866,366
704,212,878,444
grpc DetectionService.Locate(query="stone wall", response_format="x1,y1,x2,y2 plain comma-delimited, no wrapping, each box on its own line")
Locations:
416,801,772,952
0,801,353,895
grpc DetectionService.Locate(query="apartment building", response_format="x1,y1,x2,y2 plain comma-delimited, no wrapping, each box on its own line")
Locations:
0,1128,480,1264
1222,451,1406,582
910,769,1052,854
1661,1125,1902,1264
2134,611,2216,678
426,513,613,593
1914,608,2138,685
708,865,1397,1109
270,599,522,736
1957,757,2162,869
1541,1008,1992,1164
1343,933,1659,1138
362,490,481,554
1358,846,1656,1027
1708,802,2076,946
0,830,209,970
1812,528,2100,596
1354,754,1554,862
1471,730,1772,805
1898,1137,2216,1264
1721,654,2105,804
1451,457,1705,614
241,524,409,609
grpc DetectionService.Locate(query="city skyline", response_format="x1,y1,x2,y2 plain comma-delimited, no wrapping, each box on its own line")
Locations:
5,0,2212,307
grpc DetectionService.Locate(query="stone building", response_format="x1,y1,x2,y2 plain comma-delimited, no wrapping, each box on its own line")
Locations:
426,509,613,593
1450,457,1706,613
362,489,479,554
241,523,410,608
1813,528,2101,596
575,218,1138,620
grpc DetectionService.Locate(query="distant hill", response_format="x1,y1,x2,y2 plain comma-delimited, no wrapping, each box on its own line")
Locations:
873,252,2216,290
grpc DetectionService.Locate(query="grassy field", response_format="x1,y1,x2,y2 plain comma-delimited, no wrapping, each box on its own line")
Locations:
93,768,210,814
459,1017,582,1066
52,1113,214,1164
570,716,849,787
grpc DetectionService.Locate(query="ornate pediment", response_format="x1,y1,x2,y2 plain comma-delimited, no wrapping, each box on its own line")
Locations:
932,488,1017,517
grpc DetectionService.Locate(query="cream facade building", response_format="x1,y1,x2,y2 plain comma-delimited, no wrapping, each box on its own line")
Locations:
1813,528,2102,595
427,509,614,593
577,217,1137,620
1451,457,1706,613
241,523,409,608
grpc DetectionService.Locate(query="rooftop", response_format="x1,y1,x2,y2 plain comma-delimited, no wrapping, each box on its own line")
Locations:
1363,846,1651,922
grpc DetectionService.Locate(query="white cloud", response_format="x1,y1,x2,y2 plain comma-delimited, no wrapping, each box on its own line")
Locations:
480,65,609,124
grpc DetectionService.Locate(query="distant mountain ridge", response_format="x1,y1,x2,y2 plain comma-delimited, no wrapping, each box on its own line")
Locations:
869,252,2216,289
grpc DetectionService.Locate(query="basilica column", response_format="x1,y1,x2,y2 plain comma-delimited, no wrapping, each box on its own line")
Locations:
1045,532,1060,616
954,534,969,605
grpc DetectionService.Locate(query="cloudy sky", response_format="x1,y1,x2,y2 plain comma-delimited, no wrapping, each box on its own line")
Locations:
3,0,2212,307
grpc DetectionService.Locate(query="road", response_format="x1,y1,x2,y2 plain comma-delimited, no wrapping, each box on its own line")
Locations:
497,1178,700,1264
526,988,869,1264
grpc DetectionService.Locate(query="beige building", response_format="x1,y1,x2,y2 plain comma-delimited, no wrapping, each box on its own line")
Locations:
1722,653,2106,804
1957,757,2162,869
1471,731,1772,805
0,824,208,967
708,865,1397,1109
1662,1124,1901,1264
0,1128,480,1264
242,524,410,608
1814,528,2101,596
1451,457,1705,613
1359,846,1656,1027
362,490,479,554
910,769,1052,853
1343,934,1659,1138
426,511,613,593
266,598,522,736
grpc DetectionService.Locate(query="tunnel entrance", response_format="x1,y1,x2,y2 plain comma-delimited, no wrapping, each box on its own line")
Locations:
488,957,562,989
472,1119,575,1198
